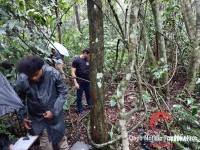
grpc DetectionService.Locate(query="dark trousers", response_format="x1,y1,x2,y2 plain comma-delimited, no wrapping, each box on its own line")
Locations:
76,82,91,113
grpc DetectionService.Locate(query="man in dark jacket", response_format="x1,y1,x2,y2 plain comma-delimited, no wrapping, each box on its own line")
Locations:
15,55,69,150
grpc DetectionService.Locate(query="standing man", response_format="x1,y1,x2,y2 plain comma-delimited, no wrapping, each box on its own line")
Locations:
15,55,69,150
71,48,91,116
51,48,67,83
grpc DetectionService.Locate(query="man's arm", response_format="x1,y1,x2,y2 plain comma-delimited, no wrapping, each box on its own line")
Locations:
71,67,79,89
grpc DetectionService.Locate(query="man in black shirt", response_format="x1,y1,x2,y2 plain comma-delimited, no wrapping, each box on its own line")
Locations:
71,48,91,116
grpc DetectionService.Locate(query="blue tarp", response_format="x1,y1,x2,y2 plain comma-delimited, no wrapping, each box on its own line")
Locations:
0,72,24,116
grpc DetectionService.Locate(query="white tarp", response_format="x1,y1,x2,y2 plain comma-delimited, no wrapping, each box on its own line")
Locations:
49,42,69,57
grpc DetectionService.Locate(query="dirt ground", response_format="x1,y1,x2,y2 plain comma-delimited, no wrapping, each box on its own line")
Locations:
18,74,187,150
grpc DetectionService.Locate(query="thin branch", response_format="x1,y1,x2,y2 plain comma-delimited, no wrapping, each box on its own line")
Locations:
22,17,60,53
125,108,141,119
91,0,125,41
60,1,77,20
114,0,125,14
45,24,58,47
46,1,77,46
108,0,125,39
124,7,128,40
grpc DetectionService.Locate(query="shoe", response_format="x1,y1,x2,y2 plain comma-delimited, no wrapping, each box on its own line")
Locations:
79,112,83,117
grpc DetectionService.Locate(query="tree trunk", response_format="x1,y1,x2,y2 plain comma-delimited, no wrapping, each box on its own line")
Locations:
197,0,200,44
181,0,200,93
149,0,169,98
180,0,196,43
139,6,156,67
73,3,82,33
55,0,62,43
87,0,108,149
116,1,141,150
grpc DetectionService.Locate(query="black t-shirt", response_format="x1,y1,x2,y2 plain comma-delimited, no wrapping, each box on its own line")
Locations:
72,56,90,83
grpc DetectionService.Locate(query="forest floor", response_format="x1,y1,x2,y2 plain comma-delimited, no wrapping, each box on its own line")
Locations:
21,73,187,150
63,73,187,150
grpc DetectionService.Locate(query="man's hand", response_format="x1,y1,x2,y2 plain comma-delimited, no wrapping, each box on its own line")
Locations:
23,118,31,129
43,111,53,119
75,83,80,89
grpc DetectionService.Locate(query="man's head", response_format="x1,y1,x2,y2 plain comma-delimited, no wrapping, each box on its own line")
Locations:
16,56,44,82
51,48,56,54
82,48,90,59
1,58,13,70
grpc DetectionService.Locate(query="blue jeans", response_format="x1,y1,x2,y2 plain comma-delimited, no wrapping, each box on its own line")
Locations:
76,82,91,113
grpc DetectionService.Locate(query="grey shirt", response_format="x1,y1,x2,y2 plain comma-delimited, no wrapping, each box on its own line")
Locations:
16,65,67,144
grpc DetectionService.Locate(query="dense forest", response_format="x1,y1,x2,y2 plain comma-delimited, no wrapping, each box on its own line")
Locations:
0,0,200,150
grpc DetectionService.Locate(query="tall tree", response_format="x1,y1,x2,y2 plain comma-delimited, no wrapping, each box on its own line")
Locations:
149,0,169,98
197,0,200,44
87,0,108,148
73,3,82,33
181,0,200,93
115,0,141,149
55,0,62,43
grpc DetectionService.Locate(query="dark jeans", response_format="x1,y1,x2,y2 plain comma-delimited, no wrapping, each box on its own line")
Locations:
76,82,91,113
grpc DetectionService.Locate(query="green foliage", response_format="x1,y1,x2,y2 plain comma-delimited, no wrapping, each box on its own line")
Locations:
0,1,199,149
104,39,124,73
0,0,48,61
63,26,87,55
174,96,199,117
0,124,9,134
149,63,169,80
142,90,151,103
194,75,200,95
0,0,82,60
110,94,117,107
63,97,76,110
0,116,12,134
172,95,200,149
172,104,182,109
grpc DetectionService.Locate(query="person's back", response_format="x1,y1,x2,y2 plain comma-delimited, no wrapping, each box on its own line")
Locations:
52,49,63,60
51,48,66,82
